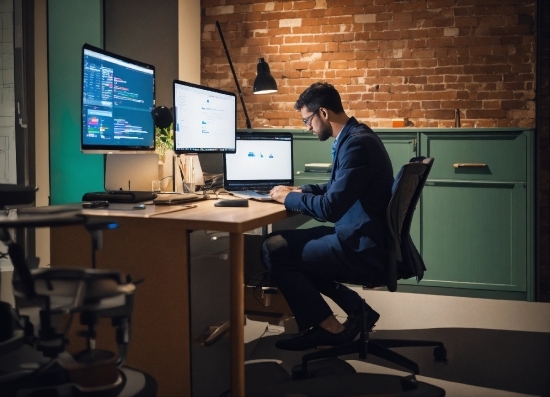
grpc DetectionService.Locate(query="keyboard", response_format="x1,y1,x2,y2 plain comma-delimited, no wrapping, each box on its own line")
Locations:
229,190,273,201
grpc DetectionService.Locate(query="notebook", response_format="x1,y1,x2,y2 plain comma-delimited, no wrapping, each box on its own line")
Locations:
223,131,294,201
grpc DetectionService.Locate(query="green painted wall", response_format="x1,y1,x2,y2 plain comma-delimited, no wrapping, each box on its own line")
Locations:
48,0,104,204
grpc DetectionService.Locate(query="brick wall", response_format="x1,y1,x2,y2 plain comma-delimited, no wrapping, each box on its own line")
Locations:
201,0,536,129
201,0,547,301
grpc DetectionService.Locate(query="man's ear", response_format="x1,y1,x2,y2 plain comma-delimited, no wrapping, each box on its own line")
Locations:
320,107,328,118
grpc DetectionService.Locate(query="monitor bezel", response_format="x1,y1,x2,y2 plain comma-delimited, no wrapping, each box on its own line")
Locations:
81,43,156,154
173,79,237,155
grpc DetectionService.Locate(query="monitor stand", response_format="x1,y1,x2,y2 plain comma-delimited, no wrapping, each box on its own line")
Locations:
83,154,159,203
104,154,159,192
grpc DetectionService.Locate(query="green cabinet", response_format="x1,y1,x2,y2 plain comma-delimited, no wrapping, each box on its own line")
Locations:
274,128,535,301
419,181,527,292
412,130,534,301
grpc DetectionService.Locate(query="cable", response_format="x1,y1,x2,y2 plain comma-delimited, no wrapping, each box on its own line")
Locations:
248,270,274,308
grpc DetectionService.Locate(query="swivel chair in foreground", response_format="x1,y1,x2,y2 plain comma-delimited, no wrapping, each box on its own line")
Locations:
0,184,156,396
291,157,447,391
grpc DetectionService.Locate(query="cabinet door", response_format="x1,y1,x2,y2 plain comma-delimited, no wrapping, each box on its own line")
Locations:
421,132,527,182
292,132,332,174
406,181,527,292
410,131,529,293
377,133,418,174
188,232,231,396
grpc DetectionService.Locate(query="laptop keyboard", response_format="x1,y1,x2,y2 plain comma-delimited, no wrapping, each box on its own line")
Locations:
253,189,271,195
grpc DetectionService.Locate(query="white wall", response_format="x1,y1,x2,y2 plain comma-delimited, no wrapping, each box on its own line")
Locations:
34,0,49,267
0,0,14,303
0,0,15,274
178,0,201,84
0,0,15,186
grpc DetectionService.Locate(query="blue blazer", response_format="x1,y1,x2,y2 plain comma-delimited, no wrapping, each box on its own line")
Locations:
284,117,394,253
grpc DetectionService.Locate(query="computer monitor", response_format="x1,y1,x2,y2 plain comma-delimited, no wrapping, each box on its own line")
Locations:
81,43,156,154
173,79,236,154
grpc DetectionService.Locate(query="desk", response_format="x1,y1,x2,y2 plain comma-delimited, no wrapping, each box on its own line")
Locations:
50,199,292,396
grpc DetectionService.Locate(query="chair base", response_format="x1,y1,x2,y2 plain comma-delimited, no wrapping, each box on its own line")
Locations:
290,300,447,391
292,337,446,377
291,337,446,392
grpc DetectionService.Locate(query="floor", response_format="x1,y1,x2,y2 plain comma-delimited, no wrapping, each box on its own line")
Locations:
244,287,550,397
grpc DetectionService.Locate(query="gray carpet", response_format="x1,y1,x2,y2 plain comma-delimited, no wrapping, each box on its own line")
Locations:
245,361,445,397
245,326,550,397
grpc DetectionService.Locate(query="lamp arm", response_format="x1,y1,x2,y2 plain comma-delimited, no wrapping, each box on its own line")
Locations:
215,21,252,129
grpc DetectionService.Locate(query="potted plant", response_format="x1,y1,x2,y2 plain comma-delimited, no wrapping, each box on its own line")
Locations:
155,124,174,160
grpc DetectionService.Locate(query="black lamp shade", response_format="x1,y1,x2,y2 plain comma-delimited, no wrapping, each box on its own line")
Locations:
253,58,277,94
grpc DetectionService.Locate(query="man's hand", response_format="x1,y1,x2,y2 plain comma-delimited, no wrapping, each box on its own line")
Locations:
270,186,302,203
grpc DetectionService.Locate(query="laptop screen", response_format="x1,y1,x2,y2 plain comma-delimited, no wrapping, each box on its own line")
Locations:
223,131,294,191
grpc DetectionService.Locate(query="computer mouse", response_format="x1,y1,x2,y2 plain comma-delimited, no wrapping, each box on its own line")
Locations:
214,199,249,207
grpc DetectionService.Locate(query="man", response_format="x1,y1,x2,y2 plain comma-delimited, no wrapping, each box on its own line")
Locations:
262,82,394,351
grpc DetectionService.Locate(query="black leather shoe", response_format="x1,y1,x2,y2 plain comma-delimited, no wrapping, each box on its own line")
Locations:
342,301,380,340
275,325,354,351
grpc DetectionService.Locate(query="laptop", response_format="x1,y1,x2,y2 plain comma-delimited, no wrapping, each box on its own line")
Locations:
223,131,294,201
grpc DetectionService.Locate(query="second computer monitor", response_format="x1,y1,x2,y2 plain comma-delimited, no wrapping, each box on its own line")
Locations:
173,79,236,154
81,43,156,154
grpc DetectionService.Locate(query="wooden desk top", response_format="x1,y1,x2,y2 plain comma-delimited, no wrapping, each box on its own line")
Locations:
80,196,292,233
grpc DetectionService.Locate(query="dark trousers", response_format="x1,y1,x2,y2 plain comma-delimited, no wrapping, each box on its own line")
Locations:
261,226,385,331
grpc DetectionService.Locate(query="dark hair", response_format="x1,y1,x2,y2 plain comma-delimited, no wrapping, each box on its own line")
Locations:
294,82,345,114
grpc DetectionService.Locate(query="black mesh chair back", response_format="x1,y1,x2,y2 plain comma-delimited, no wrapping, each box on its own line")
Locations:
386,157,433,291
291,157,447,392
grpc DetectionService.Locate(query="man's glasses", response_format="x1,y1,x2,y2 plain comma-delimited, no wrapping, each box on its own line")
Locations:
302,108,320,126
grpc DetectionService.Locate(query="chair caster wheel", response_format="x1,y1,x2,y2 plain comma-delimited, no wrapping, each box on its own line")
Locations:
400,374,418,391
291,365,310,380
434,345,447,361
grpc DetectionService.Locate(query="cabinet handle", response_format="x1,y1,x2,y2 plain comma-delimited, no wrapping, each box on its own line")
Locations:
453,163,487,168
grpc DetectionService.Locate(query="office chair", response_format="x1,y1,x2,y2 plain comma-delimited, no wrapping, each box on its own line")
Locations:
0,184,157,396
291,157,447,391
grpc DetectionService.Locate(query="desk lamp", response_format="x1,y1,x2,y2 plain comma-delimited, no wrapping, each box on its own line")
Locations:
215,20,278,129
253,58,277,94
